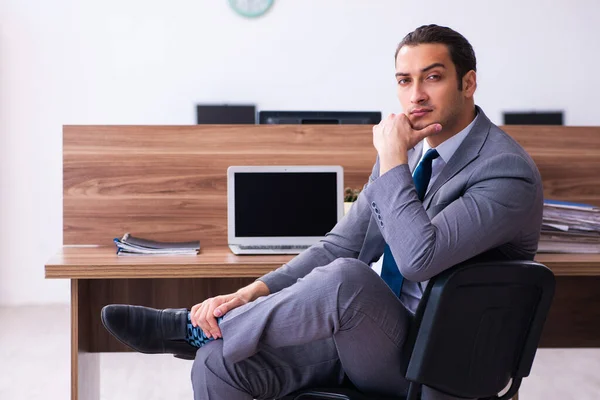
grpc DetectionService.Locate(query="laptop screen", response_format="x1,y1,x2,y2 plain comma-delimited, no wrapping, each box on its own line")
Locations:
234,172,339,237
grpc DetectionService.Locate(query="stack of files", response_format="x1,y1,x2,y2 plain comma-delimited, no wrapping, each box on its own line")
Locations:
114,233,200,256
538,199,600,253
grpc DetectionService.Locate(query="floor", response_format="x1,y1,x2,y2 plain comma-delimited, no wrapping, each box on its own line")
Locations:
0,305,599,399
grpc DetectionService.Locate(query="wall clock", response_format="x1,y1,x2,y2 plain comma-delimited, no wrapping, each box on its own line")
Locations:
228,0,274,18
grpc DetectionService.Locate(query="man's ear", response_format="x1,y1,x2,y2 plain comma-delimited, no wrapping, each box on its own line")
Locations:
462,70,477,98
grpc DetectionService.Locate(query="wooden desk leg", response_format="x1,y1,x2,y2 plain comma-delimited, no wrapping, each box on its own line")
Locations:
72,279,100,400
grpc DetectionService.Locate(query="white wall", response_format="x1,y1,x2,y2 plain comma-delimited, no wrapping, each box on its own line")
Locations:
1,0,598,305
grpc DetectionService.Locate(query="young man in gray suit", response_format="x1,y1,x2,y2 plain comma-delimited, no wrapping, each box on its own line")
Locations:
102,24,543,399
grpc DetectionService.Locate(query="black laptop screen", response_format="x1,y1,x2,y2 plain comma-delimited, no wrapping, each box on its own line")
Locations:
234,172,338,237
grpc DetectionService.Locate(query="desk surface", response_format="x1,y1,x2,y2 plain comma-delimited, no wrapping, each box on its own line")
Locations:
45,246,291,279
45,246,600,279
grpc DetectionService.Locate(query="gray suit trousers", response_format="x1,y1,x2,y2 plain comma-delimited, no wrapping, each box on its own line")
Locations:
190,258,472,400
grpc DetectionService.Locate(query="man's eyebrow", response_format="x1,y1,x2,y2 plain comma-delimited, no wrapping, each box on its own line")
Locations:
395,63,446,77
421,62,446,72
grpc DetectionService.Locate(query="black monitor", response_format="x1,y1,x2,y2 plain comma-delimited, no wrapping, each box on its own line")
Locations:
196,104,256,124
259,110,381,125
503,111,563,125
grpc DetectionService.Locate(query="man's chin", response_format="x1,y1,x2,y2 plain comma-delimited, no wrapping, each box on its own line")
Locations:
411,118,439,131
411,122,427,130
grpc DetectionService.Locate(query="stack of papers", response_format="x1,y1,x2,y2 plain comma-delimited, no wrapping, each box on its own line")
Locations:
538,200,600,253
114,233,200,256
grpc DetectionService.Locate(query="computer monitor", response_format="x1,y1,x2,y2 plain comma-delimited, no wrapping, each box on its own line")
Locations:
503,111,563,125
196,104,256,124
258,110,381,125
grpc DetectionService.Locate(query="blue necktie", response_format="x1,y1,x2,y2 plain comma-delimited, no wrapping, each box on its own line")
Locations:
380,148,440,297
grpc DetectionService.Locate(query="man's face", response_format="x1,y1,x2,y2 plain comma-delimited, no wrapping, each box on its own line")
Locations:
395,43,470,132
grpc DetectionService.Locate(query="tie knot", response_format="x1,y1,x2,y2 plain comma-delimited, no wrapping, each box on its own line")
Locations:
423,148,440,163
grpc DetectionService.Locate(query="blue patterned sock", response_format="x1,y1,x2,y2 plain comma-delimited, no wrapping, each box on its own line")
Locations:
185,312,223,348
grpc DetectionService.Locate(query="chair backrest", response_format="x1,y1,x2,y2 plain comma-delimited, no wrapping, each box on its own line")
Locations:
402,260,555,399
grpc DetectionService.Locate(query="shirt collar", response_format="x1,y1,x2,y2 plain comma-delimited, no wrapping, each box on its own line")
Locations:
421,111,480,163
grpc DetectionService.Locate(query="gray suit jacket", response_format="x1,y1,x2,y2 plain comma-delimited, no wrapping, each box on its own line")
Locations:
259,107,543,296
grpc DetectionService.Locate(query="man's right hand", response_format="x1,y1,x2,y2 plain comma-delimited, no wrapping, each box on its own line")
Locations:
190,293,246,339
190,280,270,339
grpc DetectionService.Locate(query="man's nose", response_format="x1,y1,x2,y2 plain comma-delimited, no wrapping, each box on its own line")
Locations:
410,83,428,104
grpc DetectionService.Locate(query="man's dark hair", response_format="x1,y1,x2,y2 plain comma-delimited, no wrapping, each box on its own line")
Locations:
395,24,476,90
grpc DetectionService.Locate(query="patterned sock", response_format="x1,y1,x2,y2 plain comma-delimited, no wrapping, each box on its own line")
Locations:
185,312,223,348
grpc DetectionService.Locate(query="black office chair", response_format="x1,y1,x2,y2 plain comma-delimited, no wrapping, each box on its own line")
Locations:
280,260,556,400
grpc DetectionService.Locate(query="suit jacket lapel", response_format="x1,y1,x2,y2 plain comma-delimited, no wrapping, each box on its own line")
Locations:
423,108,492,209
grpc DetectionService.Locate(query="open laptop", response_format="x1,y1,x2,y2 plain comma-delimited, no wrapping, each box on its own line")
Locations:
227,165,344,254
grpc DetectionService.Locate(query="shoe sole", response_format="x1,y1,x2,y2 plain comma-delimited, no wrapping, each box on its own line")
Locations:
100,307,195,361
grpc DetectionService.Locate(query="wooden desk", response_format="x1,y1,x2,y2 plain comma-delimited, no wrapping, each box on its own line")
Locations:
54,124,600,399
45,246,600,400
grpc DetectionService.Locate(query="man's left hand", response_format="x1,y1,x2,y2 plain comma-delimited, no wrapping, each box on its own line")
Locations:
373,113,442,175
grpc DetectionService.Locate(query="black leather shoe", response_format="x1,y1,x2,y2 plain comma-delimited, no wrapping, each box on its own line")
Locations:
101,304,197,360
